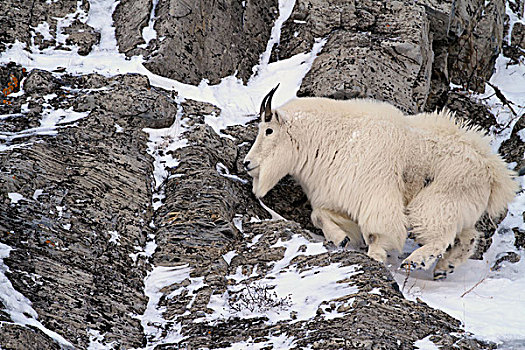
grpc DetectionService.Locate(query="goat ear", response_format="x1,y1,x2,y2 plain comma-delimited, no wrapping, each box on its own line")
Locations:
274,111,281,124
260,84,280,122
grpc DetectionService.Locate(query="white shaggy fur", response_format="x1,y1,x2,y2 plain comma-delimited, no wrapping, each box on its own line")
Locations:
244,96,518,279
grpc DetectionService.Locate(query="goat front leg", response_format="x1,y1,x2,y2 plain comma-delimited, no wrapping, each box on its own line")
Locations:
311,208,359,248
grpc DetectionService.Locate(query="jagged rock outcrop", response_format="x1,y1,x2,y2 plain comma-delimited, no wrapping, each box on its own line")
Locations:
512,22,525,48
0,69,177,348
500,115,525,171
112,0,151,55
273,0,505,112
63,20,100,56
412,0,505,107
447,0,505,92
272,0,433,113
113,0,279,85
0,0,96,54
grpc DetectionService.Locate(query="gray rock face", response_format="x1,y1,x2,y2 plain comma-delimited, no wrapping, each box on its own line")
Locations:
444,91,498,131
447,0,505,92
0,0,96,54
0,324,59,350
500,114,525,171
409,0,505,107
511,22,525,49
272,0,504,112
274,0,433,113
419,0,453,109
113,0,279,85
112,0,151,55
423,0,505,101
0,69,177,348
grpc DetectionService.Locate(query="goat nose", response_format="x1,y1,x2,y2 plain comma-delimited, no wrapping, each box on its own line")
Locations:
243,161,251,169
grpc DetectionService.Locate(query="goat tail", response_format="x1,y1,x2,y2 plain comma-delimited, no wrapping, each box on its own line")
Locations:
486,153,520,218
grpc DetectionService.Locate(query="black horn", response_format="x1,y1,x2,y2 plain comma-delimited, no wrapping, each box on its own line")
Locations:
260,84,280,122
259,93,270,118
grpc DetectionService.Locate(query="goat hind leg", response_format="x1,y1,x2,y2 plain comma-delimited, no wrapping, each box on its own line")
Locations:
403,194,459,270
433,228,479,280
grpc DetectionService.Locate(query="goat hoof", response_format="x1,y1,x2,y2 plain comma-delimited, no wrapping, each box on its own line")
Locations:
400,261,415,270
433,270,447,280
339,236,350,248
401,259,426,270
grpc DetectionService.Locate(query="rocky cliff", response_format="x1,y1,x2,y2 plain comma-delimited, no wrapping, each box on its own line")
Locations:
0,0,524,349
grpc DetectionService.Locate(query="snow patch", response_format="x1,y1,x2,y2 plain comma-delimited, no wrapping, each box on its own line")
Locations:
217,333,297,350
86,0,120,52
216,162,248,184
0,243,74,348
223,251,237,265
391,224,525,344
255,0,296,72
140,0,160,47
368,287,382,295
32,189,44,200
414,335,439,350
233,214,244,233
7,193,25,204
137,264,205,348
478,54,525,152
108,230,120,245
517,128,525,143
88,329,117,350
33,22,53,42
258,199,286,221
207,235,360,324
0,104,89,152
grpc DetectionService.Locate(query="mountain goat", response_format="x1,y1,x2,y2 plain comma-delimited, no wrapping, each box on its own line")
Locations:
244,86,518,279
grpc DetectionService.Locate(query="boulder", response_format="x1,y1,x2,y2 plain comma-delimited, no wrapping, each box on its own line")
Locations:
0,0,97,54
113,0,279,85
274,0,433,113
447,0,505,93
63,19,100,56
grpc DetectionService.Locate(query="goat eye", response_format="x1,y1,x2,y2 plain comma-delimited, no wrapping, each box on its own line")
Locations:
265,128,273,135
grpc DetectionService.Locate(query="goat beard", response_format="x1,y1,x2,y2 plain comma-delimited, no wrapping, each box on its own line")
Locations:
251,171,280,198
252,176,271,198
251,176,262,197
